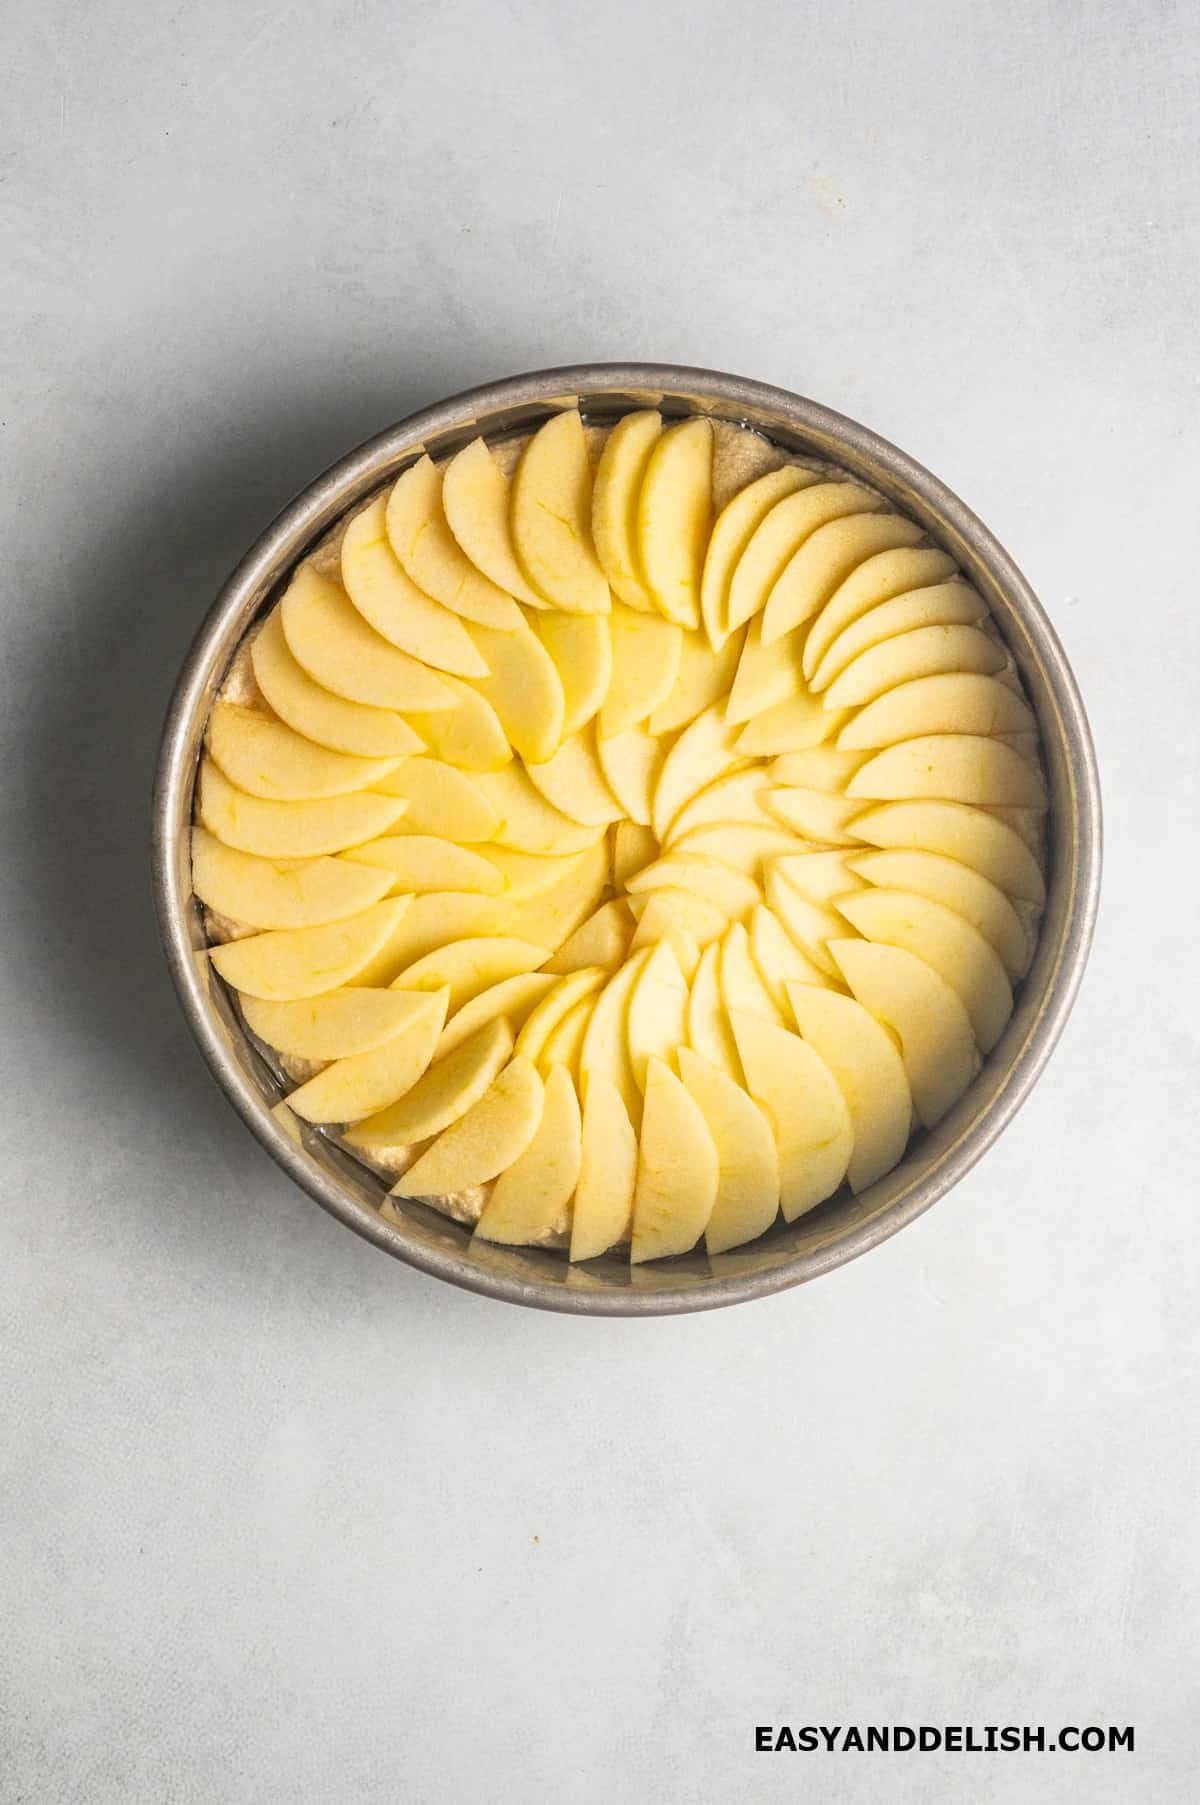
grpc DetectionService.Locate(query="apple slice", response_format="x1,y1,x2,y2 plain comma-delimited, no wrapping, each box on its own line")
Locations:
808,580,988,692
511,838,609,951
341,496,487,677
510,410,611,613
626,887,729,946
725,615,807,724
834,888,1013,1053
570,1070,639,1261
192,827,391,930
665,768,772,842
436,972,557,1058
769,747,869,792
391,1054,543,1195
591,410,662,611
441,437,547,610
762,512,925,644
407,675,512,772
475,1063,582,1244
727,483,881,637
465,619,565,764
198,760,408,860
515,967,607,1066
764,787,866,846
473,763,606,855
371,758,499,842
533,612,612,737
526,730,623,826
242,986,441,1061
729,1010,852,1220
701,464,817,647
848,848,1030,979
280,567,454,712
384,455,524,629
784,983,912,1193
341,833,503,896
595,726,665,827
637,417,713,628
772,849,867,905
579,950,650,1123
747,903,831,1008
763,866,844,975
626,940,689,1088
285,988,449,1123
677,1047,780,1254
651,702,745,840
687,941,741,1079
669,821,801,875
612,820,659,890
630,1056,719,1261
820,623,1007,710
851,799,1045,903
626,853,759,919
209,896,410,1000
478,845,589,901
628,901,700,978
837,671,1036,750
250,609,424,758
847,736,1047,808
544,900,635,974
348,893,506,985
648,625,745,734
828,939,978,1129
734,692,852,758
802,546,961,680
389,936,549,1014
346,1017,515,1149
600,606,683,735
536,992,598,1077
719,921,785,1026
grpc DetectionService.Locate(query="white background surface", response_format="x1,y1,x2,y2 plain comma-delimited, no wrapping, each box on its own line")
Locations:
3,2,1198,1800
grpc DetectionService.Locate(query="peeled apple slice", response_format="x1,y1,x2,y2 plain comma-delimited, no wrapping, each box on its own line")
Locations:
511,410,611,613
466,619,565,764
198,760,408,860
637,417,713,628
442,437,546,610
630,1056,719,1262
762,511,925,644
764,787,866,847
626,940,689,1088
837,672,1036,750
526,731,623,826
734,692,850,758
678,1047,780,1255
851,799,1045,903
612,821,660,891
515,967,607,1066
783,983,912,1193
475,1064,582,1244
725,614,807,725
652,702,745,840
389,936,550,1014
687,941,741,1079
730,1010,852,1220
342,834,504,897
848,847,1030,979
341,495,487,677
820,623,1007,710
346,1017,514,1148
747,903,831,1008
626,854,759,919
435,972,557,1058
250,609,424,758
544,900,634,974
473,763,607,856
209,896,410,1000
241,986,439,1061
591,410,662,611
701,464,817,647
726,483,881,639
601,606,683,735
626,889,729,949
280,566,456,713
847,736,1047,808
802,546,960,680
409,674,512,772
828,939,978,1129
385,454,524,628
371,758,500,842
392,1055,544,1196
807,580,987,692
579,950,649,1124
570,1070,639,1261
285,988,449,1123
595,727,665,828
532,612,612,738
719,920,785,1026
666,768,772,842
648,625,744,734
192,827,391,931
834,887,1014,1053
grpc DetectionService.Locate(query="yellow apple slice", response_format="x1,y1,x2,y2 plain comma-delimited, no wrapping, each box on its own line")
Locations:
762,512,925,644
764,787,867,846
512,838,609,951
820,623,1007,711
384,454,524,629
669,821,801,876
628,900,700,978
544,900,634,974
848,848,1030,979
802,546,961,680
627,883,727,939
809,582,988,692
784,983,912,1193
762,866,844,976
473,762,606,855
348,893,505,985
834,888,1013,1053
341,833,504,896
391,1054,543,1195
626,940,689,1088
636,417,713,628
729,1011,852,1220
828,939,978,1129
477,845,588,901
747,903,831,1008
687,941,741,1079
532,612,612,737
526,730,622,826
595,726,665,827
626,853,759,918
241,986,438,1061
346,1017,514,1149
536,992,598,1077
726,483,881,637
734,692,852,757
847,735,1047,808
570,1070,639,1260
591,410,661,611
285,988,449,1123
340,496,487,677
612,820,659,890
192,827,392,930
630,1056,719,1261
441,437,546,610
435,972,557,1058
389,937,549,1014
515,968,607,1066
851,799,1045,903
719,921,785,1025
280,566,455,712
665,768,772,843
838,671,1036,750
579,951,649,1123
250,609,424,758
772,849,867,905
648,624,745,734
475,1063,582,1244
465,619,565,764
651,702,744,840
600,606,683,735
769,747,869,792
725,615,808,724
209,896,409,1000
510,410,610,613
407,675,512,771
701,464,817,646
371,758,500,842
677,1047,780,1255
198,760,408,859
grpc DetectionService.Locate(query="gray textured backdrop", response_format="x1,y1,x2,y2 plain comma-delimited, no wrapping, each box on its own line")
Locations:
3,2,1198,1801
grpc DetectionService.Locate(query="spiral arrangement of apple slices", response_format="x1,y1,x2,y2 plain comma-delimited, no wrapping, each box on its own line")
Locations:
192,407,1046,1261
